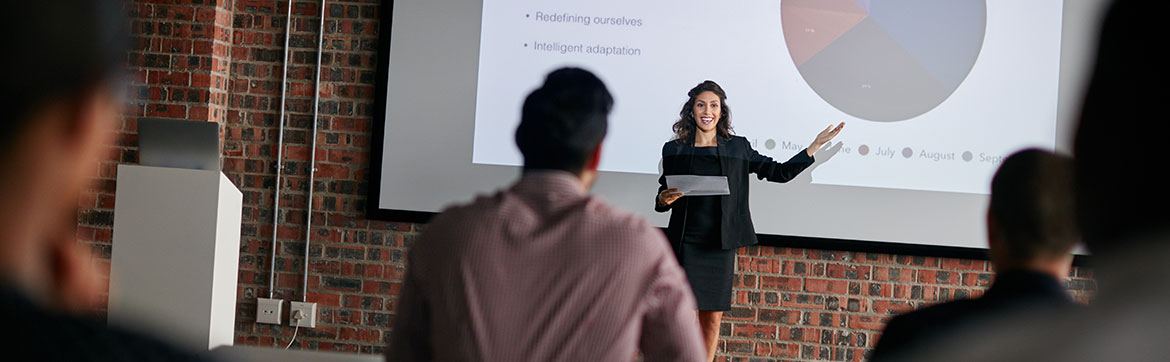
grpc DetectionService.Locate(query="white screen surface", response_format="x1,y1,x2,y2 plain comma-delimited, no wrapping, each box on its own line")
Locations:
377,0,1108,250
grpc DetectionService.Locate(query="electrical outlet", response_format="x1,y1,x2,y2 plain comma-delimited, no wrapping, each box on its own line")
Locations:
290,301,317,328
257,298,283,325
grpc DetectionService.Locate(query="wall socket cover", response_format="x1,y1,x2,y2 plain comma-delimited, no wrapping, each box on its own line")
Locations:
290,301,317,328
257,298,283,325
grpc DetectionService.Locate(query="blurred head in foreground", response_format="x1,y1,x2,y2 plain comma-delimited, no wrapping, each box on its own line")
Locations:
987,149,1078,277
0,0,126,312
1074,0,1169,255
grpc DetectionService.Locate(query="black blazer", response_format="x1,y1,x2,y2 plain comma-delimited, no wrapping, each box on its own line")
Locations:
655,135,814,249
869,270,1080,362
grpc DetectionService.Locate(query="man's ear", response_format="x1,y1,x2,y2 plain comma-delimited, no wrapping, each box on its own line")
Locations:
66,86,117,150
986,211,1010,269
47,232,103,313
586,144,602,171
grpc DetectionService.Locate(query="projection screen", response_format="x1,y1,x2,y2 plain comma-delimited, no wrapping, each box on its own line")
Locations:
369,0,1109,256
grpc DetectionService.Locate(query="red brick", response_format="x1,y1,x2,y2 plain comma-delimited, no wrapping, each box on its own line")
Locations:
759,276,802,292
337,326,358,341
940,257,987,271
805,278,848,295
757,308,800,324
95,228,113,243
189,106,209,120
734,290,765,306
805,311,845,327
361,280,396,295
306,292,340,307
332,309,362,325
196,7,217,23
807,250,853,261
147,71,190,86
895,255,940,267
724,339,754,354
779,293,825,309
848,315,888,331
798,327,822,343
872,266,916,282
917,269,961,285
962,272,993,287
863,282,894,298
855,252,894,264
314,163,351,179
781,260,818,276
327,149,367,164
308,260,340,275
734,255,781,271
872,300,916,315
826,264,871,280
733,323,777,339
759,246,802,257
734,274,757,289
766,342,800,358
191,73,212,88
356,328,381,343
97,194,116,208
145,104,187,118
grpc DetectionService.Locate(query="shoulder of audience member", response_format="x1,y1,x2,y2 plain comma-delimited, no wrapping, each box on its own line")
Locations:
5,292,216,362
413,191,509,243
579,196,667,246
888,298,981,328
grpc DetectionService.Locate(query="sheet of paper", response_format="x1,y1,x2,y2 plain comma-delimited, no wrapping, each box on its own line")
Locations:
665,175,731,196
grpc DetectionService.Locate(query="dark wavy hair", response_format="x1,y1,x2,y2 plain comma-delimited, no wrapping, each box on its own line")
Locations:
672,80,733,143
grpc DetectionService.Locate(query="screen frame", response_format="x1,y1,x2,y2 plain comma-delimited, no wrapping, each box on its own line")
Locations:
366,0,1093,265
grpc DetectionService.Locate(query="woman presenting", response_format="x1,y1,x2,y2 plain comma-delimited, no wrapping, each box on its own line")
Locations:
655,80,843,360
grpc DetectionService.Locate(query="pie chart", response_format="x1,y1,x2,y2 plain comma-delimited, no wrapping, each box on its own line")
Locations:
781,0,986,122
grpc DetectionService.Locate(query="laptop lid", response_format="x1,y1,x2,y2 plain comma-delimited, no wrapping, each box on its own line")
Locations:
137,118,221,170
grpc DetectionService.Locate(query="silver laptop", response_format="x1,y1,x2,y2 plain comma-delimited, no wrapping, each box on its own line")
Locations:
137,118,221,170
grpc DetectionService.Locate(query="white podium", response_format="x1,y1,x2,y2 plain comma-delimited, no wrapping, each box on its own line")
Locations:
108,165,242,351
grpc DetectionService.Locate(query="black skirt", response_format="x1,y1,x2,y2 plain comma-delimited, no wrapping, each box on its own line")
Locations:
670,146,734,311
674,242,735,311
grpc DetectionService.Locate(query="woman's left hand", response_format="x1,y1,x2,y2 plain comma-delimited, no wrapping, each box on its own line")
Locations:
806,122,845,156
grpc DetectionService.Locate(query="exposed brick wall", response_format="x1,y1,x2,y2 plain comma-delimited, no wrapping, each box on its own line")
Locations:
221,0,396,353
718,247,1094,361
73,0,1096,360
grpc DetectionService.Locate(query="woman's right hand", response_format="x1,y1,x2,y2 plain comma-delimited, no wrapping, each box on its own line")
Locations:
658,188,684,207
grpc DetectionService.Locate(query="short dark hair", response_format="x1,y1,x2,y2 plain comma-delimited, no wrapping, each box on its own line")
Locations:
515,68,613,173
988,149,1078,261
1073,0,1168,253
1,0,126,153
672,80,733,143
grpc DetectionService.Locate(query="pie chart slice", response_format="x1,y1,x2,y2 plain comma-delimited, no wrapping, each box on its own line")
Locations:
781,0,987,122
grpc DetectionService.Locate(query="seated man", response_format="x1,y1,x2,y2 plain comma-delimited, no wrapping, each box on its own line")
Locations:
0,1,212,361
869,149,1079,361
385,68,705,362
